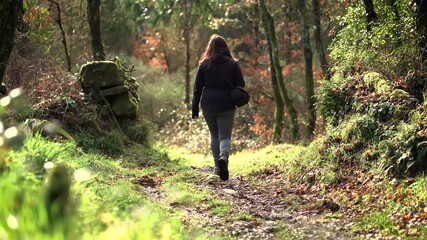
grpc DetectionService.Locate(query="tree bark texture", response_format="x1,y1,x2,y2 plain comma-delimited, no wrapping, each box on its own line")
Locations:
0,0,23,92
183,0,191,107
312,0,330,80
259,0,299,143
87,0,105,61
283,0,293,65
363,0,378,33
261,10,285,144
250,4,261,64
160,35,172,74
268,43,285,144
48,0,72,71
298,0,316,139
414,0,427,65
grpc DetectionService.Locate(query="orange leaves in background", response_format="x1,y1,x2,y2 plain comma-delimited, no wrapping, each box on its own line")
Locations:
282,64,292,77
250,113,267,135
132,32,167,72
23,6,46,24
250,110,273,139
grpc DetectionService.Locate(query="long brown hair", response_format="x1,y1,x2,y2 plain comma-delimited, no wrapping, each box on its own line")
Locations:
198,34,235,68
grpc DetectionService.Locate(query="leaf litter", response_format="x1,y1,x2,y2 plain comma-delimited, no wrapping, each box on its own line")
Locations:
134,165,366,239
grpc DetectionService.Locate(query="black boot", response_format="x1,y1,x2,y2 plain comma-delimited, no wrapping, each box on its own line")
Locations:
214,159,220,175
218,154,229,181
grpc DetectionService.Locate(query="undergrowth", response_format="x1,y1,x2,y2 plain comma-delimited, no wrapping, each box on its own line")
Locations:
0,87,202,239
1,133,205,239
158,105,267,156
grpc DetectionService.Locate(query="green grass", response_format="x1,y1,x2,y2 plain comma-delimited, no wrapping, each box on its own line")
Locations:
161,171,207,206
207,199,233,217
228,212,257,222
162,142,427,239
5,132,427,239
409,176,427,202
0,134,203,239
356,204,401,236
164,144,306,176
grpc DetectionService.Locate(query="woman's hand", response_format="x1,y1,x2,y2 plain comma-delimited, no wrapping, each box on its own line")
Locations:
192,106,199,119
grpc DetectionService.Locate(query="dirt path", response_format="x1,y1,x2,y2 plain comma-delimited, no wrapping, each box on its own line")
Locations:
196,167,359,239
134,166,363,239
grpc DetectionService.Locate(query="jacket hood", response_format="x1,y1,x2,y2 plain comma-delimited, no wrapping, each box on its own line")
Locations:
213,47,231,64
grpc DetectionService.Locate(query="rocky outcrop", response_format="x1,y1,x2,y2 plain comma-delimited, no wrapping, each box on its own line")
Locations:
80,61,125,89
79,59,139,118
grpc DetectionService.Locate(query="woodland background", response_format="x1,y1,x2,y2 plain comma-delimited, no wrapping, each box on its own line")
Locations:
1,0,427,239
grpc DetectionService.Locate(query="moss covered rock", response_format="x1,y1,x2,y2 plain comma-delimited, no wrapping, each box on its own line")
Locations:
100,85,130,97
110,92,138,118
79,61,125,89
390,89,409,100
339,114,378,142
362,72,393,94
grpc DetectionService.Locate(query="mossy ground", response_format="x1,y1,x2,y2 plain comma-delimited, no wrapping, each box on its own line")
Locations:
2,126,427,239
0,134,203,239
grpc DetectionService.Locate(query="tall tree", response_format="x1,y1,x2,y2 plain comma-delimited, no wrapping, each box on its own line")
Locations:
259,0,299,143
362,0,378,33
248,3,261,66
283,0,293,65
265,29,285,144
259,5,284,144
47,0,72,71
87,0,105,60
298,0,316,139
0,0,24,94
183,0,191,106
312,0,330,80
414,0,427,65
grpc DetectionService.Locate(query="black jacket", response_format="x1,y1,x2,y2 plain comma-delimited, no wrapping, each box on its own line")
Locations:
191,50,245,117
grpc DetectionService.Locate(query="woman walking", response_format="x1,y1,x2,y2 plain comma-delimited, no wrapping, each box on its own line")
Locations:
191,34,246,181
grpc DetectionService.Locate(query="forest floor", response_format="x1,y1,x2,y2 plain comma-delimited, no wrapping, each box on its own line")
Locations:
131,145,373,240
9,134,426,239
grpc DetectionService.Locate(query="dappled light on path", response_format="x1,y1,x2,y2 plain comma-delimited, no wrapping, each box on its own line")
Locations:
134,149,361,240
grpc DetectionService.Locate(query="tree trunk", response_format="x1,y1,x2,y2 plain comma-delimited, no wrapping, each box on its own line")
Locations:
414,0,427,65
312,0,330,80
298,0,316,139
261,10,284,144
283,0,293,65
87,0,105,61
183,0,191,107
363,0,378,33
48,0,72,71
0,0,23,93
250,4,261,65
259,0,299,143
161,45,171,74
268,36,285,144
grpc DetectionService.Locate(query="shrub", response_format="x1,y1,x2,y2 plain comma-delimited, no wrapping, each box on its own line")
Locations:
132,62,185,127
77,129,125,156
378,107,427,176
15,134,74,177
2,134,197,239
120,118,152,145
1,89,29,171
317,74,354,126
329,0,423,78
338,114,378,143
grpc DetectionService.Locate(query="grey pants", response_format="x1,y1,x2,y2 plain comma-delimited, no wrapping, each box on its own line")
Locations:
203,110,235,160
